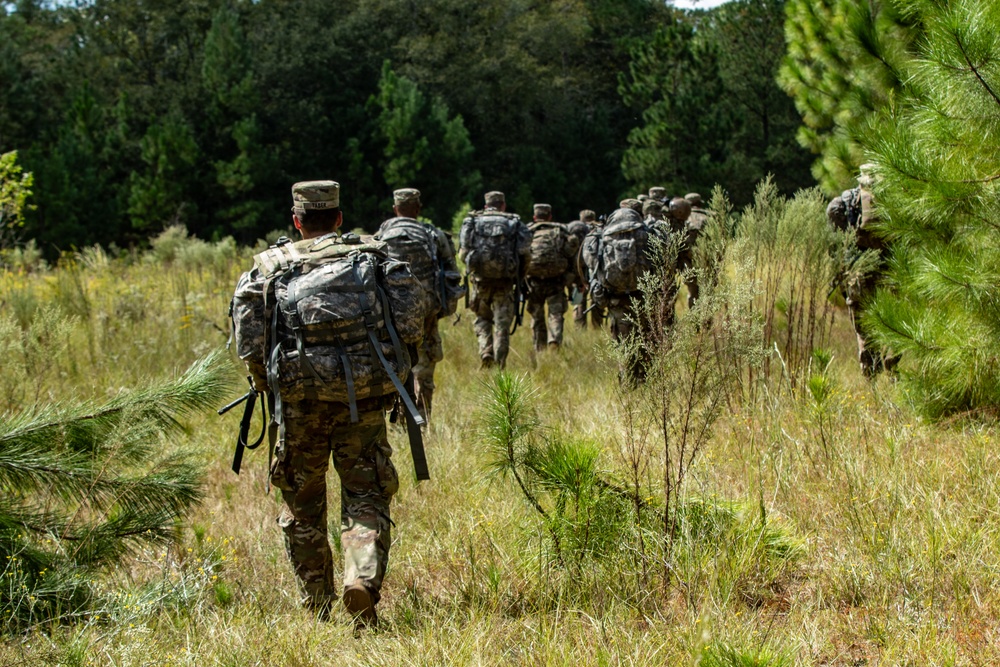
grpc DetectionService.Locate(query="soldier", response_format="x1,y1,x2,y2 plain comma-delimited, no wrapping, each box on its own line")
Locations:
648,186,668,202
525,203,579,352
581,207,657,382
668,196,698,309
841,166,898,377
683,193,710,308
231,180,429,630
459,191,531,369
569,209,603,329
375,188,462,421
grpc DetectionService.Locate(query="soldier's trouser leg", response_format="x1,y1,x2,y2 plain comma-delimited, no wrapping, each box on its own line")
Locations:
547,291,567,346
574,288,588,328
493,290,515,368
271,401,340,611
331,410,397,604
473,291,496,363
412,317,442,419
685,274,699,310
528,297,547,351
592,304,605,329
608,302,644,383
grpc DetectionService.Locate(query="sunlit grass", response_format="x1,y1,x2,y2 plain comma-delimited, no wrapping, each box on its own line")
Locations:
0,228,998,665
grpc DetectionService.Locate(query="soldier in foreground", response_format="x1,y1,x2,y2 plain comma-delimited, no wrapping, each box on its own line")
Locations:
525,203,579,352
231,181,429,630
459,191,531,369
375,188,464,421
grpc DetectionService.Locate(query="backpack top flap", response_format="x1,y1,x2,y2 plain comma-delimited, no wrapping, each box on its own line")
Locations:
254,233,387,279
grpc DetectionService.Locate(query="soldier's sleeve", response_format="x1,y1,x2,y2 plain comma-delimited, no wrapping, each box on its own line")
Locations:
458,216,474,263
231,268,269,392
515,218,532,257
436,227,459,272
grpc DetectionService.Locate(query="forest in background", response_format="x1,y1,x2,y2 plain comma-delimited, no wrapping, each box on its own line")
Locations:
0,0,813,254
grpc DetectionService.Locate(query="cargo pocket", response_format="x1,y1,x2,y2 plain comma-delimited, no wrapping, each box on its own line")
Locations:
374,444,399,499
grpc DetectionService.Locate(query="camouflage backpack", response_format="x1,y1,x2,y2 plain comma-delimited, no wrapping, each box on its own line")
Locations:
247,233,427,423
375,217,466,319
581,208,653,303
460,211,522,280
526,221,570,280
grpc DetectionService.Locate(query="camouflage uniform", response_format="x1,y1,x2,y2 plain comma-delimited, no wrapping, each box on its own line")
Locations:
569,210,604,329
525,204,579,351
460,191,531,368
842,168,898,376
232,180,422,623
375,188,459,421
682,193,709,308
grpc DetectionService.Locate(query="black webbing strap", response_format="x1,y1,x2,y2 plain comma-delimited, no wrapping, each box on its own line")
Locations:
403,371,429,481
336,339,358,423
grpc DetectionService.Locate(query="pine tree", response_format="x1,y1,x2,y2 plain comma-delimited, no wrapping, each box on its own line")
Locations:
862,0,1000,417
778,0,918,195
0,352,231,629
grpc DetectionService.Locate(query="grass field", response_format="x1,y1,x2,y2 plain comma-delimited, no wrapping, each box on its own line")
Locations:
2,205,999,666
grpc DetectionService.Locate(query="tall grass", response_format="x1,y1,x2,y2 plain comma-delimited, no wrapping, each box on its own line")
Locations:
0,208,998,664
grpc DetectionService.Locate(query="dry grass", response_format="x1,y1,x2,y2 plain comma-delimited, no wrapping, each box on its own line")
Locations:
1,231,999,666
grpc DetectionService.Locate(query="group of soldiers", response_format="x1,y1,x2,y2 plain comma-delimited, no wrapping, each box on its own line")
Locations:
229,180,711,631
460,188,711,370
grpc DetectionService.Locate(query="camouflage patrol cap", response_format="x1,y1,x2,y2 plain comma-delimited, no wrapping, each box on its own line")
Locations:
648,186,667,201
579,209,597,222
533,203,552,217
857,163,876,189
393,188,421,205
642,199,663,217
637,194,649,202
684,193,703,207
619,198,642,213
291,180,340,212
484,191,506,206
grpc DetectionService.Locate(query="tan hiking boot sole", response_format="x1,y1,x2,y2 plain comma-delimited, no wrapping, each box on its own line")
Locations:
342,584,378,630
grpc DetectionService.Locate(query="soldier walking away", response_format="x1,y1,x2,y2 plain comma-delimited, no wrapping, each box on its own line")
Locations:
231,181,431,630
581,207,657,383
683,193,710,307
525,203,579,352
667,196,698,309
829,166,899,377
459,191,531,369
375,188,464,422
570,209,604,329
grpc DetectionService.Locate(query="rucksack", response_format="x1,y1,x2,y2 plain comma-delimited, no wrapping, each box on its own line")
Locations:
582,209,652,301
841,188,862,228
461,212,521,280
249,233,427,423
526,222,569,280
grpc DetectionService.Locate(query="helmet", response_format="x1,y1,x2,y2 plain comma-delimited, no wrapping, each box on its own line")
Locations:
668,197,691,222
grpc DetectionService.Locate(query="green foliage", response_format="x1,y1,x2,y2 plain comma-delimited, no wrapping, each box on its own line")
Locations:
861,0,1000,417
700,642,794,667
0,351,231,630
779,0,919,194
0,150,33,248
365,62,480,224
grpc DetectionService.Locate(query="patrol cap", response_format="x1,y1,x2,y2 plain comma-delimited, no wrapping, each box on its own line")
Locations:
858,163,876,188
648,186,667,200
579,209,597,222
533,203,552,217
394,188,421,205
637,194,649,202
291,180,340,212
642,199,663,217
485,191,506,206
685,192,703,207
619,198,642,213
